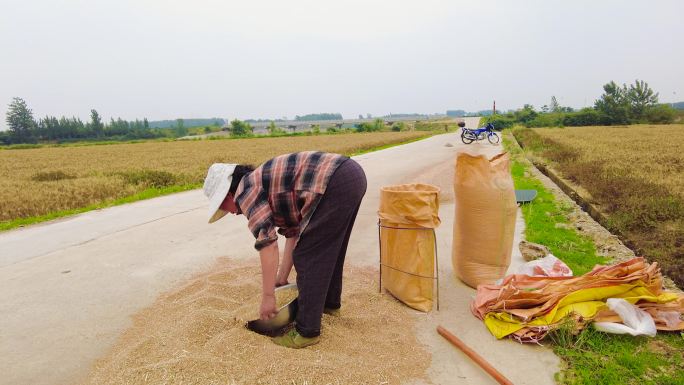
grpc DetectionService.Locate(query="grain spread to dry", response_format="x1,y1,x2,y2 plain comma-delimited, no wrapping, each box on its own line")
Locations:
82,257,431,385
275,287,298,308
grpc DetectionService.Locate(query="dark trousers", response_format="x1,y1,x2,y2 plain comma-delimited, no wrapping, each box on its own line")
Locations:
293,159,367,338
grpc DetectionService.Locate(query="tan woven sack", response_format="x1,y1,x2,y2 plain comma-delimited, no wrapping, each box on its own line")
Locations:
379,183,440,312
453,152,516,288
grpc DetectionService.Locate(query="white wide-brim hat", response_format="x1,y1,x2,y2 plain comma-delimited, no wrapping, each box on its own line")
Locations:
203,163,237,223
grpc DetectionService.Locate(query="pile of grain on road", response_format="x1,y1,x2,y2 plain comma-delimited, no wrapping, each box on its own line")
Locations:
82,258,431,385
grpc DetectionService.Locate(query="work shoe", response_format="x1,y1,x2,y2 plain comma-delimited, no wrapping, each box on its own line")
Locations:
323,307,341,317
272,328,320,349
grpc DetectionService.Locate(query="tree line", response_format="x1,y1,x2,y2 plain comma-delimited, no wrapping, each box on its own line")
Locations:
294,113,343,121
2,98,168,144
486,80,677,129
224,117,402,137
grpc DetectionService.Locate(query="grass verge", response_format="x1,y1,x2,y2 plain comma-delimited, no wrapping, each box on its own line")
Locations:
503,130,684,385
0,133,433,232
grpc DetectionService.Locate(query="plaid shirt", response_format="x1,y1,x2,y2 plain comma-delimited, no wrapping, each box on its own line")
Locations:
235,152,348,250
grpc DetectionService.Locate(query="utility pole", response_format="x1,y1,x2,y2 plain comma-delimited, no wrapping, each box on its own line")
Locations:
493,100,496,115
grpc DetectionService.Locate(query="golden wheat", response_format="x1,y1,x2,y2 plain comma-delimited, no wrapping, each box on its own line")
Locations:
531,124,684,196
0,132,427,222
523,124,684,286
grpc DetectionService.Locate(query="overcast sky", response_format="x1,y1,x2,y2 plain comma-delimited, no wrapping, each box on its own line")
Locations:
1,0,682,128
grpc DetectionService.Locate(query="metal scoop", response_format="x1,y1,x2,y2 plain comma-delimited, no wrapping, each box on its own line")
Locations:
246,283,298,336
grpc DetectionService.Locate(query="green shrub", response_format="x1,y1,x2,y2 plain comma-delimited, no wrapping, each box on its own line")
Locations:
525,113,565,128
355,122,373,132
643,104,676,124
485,115,517,130
513,104,538,123
561,108,607,126
391,122,407,132
229,119,253,137
0,132,10,146
675,109,684,123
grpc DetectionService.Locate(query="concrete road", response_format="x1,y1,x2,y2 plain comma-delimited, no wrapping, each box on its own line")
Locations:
0,117,559,385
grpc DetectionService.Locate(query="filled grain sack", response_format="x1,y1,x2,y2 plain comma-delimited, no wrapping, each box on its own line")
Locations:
379,183,440,312
453,152,516,288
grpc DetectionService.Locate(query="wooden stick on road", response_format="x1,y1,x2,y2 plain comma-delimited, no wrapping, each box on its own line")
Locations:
437,325,514,385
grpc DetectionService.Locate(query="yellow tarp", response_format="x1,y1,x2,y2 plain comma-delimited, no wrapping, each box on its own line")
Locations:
484,282,680,339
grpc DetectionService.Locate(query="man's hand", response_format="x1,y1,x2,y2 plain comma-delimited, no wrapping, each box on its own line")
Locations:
260,294,277,320
258,241,279,319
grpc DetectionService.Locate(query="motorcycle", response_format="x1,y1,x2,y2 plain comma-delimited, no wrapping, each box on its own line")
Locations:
459,122,500,145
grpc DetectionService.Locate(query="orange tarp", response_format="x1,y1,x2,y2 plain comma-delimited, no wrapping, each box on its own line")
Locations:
472,258,684,342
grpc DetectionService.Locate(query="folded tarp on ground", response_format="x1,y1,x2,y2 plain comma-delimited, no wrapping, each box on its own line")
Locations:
471,257,684,343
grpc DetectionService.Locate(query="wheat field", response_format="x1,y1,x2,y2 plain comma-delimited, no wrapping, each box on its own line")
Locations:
514,124,684,286
0,131,427,223
527,124,684,196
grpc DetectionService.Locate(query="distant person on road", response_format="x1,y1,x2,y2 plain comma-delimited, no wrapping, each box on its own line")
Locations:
203,151,367,348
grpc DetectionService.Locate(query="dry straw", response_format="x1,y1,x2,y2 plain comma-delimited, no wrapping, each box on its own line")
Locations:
83,258,431,385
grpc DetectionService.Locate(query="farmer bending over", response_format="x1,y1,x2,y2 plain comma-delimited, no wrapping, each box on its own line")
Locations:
203,151,367,348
